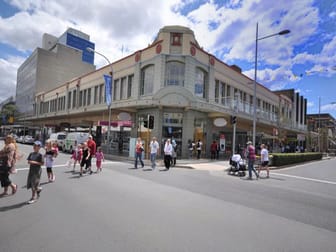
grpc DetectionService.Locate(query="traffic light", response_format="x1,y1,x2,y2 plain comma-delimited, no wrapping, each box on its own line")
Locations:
231,116,237,124
148,115,154,129
143,120,148,128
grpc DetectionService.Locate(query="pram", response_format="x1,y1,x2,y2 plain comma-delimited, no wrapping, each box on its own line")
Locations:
228,154,246,177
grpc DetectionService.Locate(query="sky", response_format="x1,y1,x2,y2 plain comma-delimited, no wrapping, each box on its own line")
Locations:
0,0,335,117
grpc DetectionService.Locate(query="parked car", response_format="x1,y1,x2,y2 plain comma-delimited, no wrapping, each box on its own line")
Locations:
16,136,25,143
23,135,35,144
64,132,90,153
47,132,67,150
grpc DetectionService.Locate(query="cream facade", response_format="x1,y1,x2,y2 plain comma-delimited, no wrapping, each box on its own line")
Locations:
29,26,307,158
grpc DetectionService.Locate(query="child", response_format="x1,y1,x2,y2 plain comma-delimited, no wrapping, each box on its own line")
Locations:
95,146,104,173
45,140,57,182
71,141,82,172
26,141,44,204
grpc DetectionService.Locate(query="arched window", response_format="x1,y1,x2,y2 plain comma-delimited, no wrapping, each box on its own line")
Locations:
165,61,185,86
194,67,207,98
140,65,154,95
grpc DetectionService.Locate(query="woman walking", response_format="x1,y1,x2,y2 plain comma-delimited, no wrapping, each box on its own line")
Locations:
0,135,18,196
134,137,144,169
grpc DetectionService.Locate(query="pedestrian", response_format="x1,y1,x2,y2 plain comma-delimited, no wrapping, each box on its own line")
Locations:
71,141,82,172
258,144,269,178
163,139,173,170
26,141,44,204
0,135,18,197
216,140,220,159
196,139,202,159
187,140,194,159
245,141,259,180
171,139,177,166
44,140,57,182
80,142,91,176
210,140,217,160
95,146,105,173
134,137,144,169
87,135,96,174
149,137,159,170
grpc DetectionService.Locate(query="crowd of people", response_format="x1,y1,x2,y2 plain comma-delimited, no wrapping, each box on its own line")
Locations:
0,134,103,204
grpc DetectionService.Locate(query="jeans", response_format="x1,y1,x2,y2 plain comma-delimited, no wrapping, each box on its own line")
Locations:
135,152,144,168
248,159,258,178
150,153,157,169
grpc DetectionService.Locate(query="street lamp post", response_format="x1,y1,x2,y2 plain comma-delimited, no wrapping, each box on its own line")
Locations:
86,47,113,146
252,23,290,147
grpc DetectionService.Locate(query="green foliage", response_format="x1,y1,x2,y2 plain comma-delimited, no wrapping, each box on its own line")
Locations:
272,153,323,166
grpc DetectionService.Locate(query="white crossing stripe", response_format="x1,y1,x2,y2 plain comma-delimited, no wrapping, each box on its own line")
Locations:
273,173,336,185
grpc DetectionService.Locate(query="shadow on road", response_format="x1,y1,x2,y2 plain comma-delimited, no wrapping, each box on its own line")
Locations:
0,201,27,212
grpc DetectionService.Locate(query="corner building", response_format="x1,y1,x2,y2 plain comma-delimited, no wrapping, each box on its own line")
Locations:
31,26,307,158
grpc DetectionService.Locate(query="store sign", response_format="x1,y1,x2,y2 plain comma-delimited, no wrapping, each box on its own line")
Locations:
213,118,227,127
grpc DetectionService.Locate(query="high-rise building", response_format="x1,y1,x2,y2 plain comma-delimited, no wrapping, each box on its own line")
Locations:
16,28,95,116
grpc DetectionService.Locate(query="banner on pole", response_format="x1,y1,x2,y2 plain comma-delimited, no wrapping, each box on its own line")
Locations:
104,74,112,106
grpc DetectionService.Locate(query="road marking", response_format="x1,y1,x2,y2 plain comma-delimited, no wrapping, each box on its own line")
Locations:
273,173,336,185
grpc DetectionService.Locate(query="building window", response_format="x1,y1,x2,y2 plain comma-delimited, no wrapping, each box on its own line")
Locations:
194,67,207,98
99,84,104,104
94,86,98,104
215,80,219,103
67,91,71,109
113,79,120,101
127,75,133,98
171,33,182,46
140,65,154,96
120,77,127,100
86,88,91,106
83,90,87,106
72,90,77,109
165,61,185,86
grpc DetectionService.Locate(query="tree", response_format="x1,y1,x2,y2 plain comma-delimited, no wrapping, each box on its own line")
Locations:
0,104,18,125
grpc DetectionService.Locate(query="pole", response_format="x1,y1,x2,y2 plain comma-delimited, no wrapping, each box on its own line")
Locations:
253,23,258,147
318,97,321,152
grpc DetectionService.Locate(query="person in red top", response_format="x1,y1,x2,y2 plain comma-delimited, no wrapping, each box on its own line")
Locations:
86,135,96,174
210,140,218,160
246,141,259,180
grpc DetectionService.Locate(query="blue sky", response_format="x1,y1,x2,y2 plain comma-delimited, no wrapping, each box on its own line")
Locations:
0,0,335,117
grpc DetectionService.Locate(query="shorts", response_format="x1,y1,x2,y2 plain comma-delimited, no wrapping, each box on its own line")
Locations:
261,161,269,167
46,167,53,173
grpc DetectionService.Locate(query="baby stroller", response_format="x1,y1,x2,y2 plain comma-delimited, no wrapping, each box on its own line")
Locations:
228,154,246,177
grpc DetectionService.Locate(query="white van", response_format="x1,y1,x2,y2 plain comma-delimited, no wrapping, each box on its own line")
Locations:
47,132,67,150
64,132,90,153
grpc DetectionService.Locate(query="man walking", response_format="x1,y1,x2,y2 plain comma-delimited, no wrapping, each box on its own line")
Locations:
149,137,159,170
163,139,173,171
246,141,259,180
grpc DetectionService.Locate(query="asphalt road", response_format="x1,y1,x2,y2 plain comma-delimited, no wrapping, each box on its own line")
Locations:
1,143,335,252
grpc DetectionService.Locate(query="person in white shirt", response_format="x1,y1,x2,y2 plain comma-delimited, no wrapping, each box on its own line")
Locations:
258,144,270,178
149,137,159,170
163,139,173,170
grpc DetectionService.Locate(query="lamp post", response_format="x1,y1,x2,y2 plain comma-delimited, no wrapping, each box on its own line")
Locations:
252,23,290,147
86,47,113,146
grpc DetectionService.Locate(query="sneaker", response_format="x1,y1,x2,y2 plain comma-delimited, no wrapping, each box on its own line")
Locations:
27,198,36,204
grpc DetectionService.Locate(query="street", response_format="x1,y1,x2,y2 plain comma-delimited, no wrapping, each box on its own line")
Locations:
1,143,336,252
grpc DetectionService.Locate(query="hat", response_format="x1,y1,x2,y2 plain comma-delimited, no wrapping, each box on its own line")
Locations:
246,141,252,145
34,141,42,146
